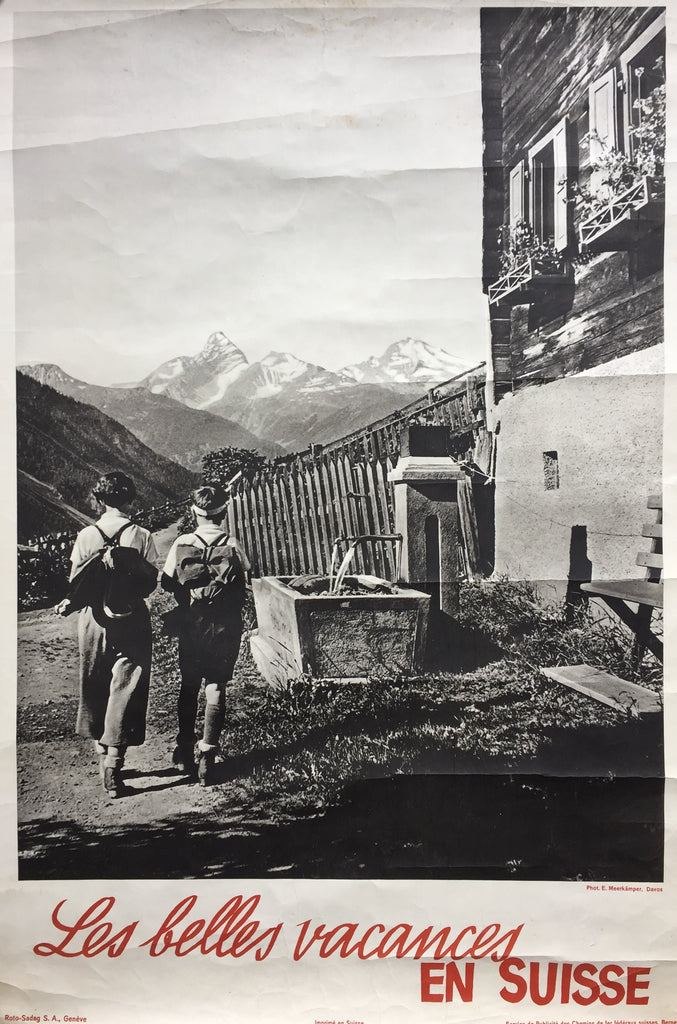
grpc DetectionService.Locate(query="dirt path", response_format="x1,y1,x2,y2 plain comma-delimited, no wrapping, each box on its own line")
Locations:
16,525,303,878
18,595,420,881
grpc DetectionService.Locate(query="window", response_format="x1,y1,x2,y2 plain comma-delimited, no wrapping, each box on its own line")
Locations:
532,142,555,243
507,119,570,252
528,117,569,250
543,451,559,491
620,13,665,158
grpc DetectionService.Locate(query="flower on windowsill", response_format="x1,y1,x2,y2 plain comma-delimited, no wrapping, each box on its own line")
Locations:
497,220,562,277
630,76,665,179
573,73,664,224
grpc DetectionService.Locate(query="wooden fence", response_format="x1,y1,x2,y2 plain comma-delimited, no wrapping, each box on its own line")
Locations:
226,367,488,580
226,452,399,579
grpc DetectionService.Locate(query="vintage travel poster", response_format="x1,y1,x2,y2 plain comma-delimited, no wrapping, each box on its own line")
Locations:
2,0,675,1020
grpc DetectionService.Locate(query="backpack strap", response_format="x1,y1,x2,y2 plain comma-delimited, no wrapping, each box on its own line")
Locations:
193,532,230,551
111,522,134,546
93,521,134,549
93,524,109,545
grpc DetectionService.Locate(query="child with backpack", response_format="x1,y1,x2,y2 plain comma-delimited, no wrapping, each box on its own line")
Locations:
161,484,249,786
55,472,158,798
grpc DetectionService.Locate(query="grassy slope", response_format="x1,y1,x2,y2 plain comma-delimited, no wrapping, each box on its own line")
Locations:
17,371,197,538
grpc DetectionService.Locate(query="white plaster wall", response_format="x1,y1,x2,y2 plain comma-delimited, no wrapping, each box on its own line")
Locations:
493,346,663,587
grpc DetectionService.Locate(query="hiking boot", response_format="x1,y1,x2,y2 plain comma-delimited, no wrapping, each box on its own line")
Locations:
197,750,216,788
172,744,197,776
103,766,128,799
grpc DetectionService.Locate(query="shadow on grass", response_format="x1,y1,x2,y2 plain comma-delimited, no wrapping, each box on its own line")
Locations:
215,680,663,785
425,613,505,673
410,714,664,780
19,772,663,882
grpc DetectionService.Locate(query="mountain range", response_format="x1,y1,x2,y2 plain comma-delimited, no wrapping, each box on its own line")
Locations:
20,333,473,463
21,363,284,473
124,332,470,452
140,331,469,406
18,335,473,537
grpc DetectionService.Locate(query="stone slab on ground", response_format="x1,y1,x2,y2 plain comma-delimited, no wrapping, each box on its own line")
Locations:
541,663,661,716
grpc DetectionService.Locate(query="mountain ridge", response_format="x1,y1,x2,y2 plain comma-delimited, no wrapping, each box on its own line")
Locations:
131,334,473,451
16,372,197,542
18,362,284,470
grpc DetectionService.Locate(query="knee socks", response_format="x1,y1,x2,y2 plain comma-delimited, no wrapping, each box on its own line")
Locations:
200,705,225,751
177,686,200,747
95,742,126,769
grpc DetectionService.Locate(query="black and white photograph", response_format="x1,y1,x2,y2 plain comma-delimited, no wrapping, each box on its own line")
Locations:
14,2,665,891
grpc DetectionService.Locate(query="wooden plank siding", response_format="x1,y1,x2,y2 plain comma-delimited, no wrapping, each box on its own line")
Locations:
481,8,664,390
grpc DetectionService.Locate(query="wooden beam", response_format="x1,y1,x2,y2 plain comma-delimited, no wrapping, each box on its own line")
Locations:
636,552,663,570
541,664,661,716
597,595,663,662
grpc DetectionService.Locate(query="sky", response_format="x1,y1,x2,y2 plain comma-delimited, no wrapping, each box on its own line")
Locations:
12,5,488,385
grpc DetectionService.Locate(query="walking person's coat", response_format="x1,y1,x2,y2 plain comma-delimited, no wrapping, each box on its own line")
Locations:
57,474,158,797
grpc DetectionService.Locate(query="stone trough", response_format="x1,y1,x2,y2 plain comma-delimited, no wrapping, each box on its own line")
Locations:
249,575,430,687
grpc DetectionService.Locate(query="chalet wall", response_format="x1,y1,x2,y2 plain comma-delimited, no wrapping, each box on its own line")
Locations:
500,8,659,169
492,347,663,588
479,8,665,589
480,8,512,388
511,252,663,382
481,7,664,385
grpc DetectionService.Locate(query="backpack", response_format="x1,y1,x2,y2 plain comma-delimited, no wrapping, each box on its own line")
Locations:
68,523,157,618
174,533,246,609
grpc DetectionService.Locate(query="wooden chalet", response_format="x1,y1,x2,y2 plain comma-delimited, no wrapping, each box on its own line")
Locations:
480,7,664,590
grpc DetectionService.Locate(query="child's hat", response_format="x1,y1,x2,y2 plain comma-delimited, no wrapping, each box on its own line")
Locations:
191,484,228,517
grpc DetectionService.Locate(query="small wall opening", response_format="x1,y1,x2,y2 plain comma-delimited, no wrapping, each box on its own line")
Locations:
424,514,441,611
543,450,560,490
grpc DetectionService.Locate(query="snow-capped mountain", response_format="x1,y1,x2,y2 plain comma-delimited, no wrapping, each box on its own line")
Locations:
140,331,248,409
26,332,471,456
340,338,471,385
249,352,353,398
251,351,330,397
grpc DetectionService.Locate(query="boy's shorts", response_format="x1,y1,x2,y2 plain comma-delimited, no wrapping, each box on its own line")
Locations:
177,604,243,686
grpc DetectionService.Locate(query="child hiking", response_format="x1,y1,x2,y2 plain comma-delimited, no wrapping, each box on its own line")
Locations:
161,484,249,787
55,472,158,799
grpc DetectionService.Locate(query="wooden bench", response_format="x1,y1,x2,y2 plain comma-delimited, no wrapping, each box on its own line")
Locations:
580,494,663,664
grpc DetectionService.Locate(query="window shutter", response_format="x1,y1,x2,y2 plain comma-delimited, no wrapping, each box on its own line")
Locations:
509,161,525,227
588,69,617,161
552,117,569,251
